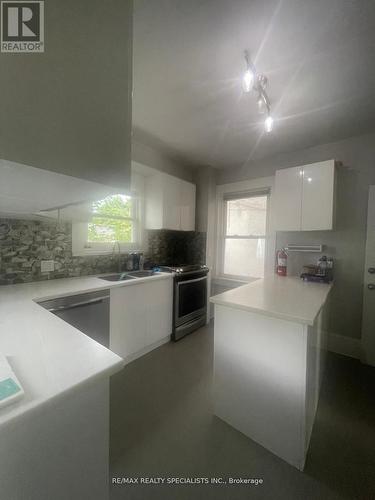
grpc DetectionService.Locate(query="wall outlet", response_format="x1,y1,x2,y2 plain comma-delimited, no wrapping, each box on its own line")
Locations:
41,260,55,273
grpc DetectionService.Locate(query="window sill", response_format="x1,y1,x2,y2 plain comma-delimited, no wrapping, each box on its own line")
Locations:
72,246,144,257
72,250,120,257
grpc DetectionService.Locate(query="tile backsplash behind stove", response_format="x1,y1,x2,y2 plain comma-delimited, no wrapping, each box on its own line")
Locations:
146,229,206,267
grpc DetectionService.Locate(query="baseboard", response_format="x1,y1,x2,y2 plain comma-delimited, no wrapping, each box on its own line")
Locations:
327,332,361,359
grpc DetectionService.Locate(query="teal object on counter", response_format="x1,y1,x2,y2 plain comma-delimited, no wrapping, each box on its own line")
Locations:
0,377,21,401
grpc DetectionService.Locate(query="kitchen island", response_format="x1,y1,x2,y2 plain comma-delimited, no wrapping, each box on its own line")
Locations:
210,275,332,470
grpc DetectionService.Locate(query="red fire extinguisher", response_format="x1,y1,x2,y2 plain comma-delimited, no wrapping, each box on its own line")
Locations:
276,248,288,276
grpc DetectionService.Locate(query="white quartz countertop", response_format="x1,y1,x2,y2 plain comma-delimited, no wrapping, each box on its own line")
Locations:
210,275,332,326
0,272,172,429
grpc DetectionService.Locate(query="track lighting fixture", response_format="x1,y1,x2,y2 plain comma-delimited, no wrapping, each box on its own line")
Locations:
242,51,274,132
243,50,256,92
257,94,265,113
243,68,254,93
265,115,274,133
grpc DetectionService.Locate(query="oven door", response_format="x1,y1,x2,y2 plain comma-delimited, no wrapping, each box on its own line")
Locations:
175,275,207,327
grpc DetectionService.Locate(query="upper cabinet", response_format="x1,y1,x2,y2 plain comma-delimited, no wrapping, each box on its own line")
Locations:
274,160,336,231
0,0,133,190
145,172,196,231
180,180,196,230
0,159,118,218
273,166,303,231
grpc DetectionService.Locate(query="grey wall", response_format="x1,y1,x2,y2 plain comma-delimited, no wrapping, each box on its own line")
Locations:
0,0,133,188
193,165,217,233
216,132,375,340
132,139,194,182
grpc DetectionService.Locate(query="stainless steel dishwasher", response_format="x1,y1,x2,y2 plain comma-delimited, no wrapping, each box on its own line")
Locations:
39,290,110,348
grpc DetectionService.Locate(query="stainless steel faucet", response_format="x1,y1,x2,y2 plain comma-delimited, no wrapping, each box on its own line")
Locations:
112,241,122,272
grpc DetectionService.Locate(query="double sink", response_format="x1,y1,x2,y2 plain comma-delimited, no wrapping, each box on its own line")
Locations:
99,270,156,282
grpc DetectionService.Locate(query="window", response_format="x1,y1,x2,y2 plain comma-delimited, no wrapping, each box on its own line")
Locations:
88,194,137,245
72,193,142,256
71,170,145,256
220,192,269,279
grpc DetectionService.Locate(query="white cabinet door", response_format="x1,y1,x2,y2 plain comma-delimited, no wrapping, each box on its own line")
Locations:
274,166,303,231
144,170,196,231
145,279,173,345
180,180,196,231
301,160,335,231
110,277,173,362
110,284,147,358
162,174,182,230
144,174,164,229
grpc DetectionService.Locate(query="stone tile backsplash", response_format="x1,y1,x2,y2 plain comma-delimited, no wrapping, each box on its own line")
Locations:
147,229,206,267
0,219,123,285
0,220,207,285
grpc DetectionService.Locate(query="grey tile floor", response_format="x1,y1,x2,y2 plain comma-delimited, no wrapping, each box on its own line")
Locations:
109,322,375,500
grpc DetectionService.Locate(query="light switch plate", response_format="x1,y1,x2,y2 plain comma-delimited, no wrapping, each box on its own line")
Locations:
41,260,54,273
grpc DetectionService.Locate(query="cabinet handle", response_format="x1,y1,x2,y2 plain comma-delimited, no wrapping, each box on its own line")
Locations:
368,268,375,274
368,284,375,290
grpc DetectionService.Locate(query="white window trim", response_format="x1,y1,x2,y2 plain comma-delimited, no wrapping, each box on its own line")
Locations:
72,221,142,257
72,172,146,257
214,176,276,281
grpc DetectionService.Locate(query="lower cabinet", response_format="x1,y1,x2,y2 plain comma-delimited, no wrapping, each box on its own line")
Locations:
110,277,173,363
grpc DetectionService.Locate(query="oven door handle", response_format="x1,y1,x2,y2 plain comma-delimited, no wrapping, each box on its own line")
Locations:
175,269,208,277
176,276,207,286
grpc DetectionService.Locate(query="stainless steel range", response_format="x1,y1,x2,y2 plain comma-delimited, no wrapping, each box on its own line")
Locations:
159,265,209,341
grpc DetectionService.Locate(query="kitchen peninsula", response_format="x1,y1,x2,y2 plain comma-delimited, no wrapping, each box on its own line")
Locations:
210,275,332,470
0,272,172,500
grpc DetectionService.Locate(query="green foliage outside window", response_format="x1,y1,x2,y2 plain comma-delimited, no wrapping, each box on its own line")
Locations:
88,194,133,243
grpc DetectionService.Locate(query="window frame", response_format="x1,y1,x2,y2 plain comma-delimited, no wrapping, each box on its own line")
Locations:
216,188,272,282
72,172,145,256
86,194,140,253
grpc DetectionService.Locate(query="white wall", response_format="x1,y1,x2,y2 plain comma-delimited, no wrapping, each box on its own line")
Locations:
216,132,375,341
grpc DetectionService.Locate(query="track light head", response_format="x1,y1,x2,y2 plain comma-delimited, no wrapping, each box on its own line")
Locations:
242,50,274,131
265,115,274,133
243,69,254,92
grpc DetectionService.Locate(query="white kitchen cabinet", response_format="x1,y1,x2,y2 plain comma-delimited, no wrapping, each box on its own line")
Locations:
145,172,196,231
211,275,332,470
0,159,118,218
273,166,303,231
301,161,335,230
163,174,183,230
110,277,173,364
274,160,335,231
180,179,196,231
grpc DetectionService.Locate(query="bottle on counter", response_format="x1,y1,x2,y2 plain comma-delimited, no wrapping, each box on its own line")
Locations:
139,253,144,270
276,248,288,276
126,254,134,271
317,255,328,276
327,257,334,282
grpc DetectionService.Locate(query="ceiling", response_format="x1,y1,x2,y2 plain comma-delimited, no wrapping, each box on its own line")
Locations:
133,0,375,169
